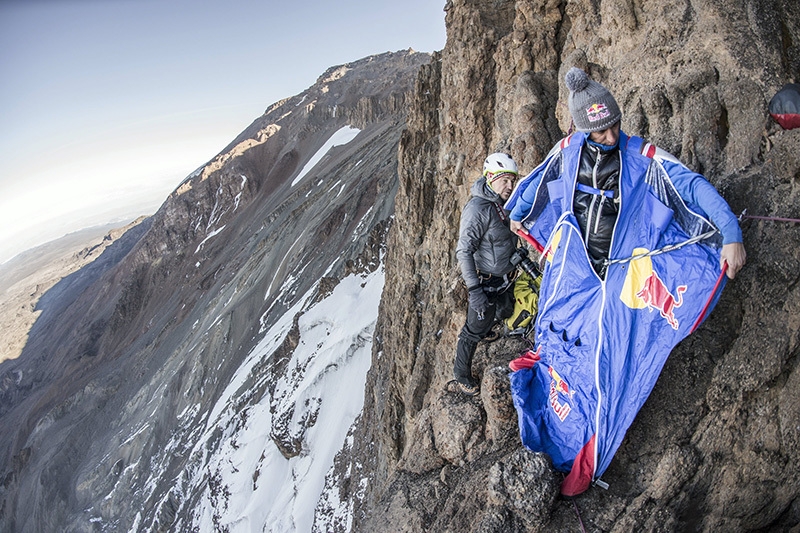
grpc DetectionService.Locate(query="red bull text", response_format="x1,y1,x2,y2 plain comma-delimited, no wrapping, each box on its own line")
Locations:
548,366,572,421
586,102,611,123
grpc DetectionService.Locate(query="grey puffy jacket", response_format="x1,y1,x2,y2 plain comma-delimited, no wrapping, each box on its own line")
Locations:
456,177,519,289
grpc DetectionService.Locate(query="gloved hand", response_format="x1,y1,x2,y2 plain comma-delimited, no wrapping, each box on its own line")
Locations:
468,286,489,320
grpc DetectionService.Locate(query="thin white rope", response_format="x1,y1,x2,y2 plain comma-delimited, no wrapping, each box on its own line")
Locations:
603,229,719,266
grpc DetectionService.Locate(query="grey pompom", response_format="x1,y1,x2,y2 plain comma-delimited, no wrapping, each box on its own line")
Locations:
565,67,590,92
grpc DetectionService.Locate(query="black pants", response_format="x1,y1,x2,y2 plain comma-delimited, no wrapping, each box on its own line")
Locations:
453,287,513,386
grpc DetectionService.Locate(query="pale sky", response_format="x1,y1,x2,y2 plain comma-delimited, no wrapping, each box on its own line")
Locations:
0,0,446,264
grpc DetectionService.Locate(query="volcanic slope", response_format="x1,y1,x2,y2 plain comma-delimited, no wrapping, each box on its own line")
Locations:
0,49,430,532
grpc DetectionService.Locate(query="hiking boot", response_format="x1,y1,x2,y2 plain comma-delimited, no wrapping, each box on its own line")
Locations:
446,379,480,396
457,381,479,396
483,329,501,342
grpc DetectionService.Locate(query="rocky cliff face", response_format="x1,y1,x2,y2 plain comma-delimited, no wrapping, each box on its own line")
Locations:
328,1,800,531
0,50,430,532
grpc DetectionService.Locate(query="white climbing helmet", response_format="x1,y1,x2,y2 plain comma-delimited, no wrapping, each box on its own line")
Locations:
482,152,518,178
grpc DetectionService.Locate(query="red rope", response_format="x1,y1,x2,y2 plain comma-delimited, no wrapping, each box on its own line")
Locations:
572,499,587,533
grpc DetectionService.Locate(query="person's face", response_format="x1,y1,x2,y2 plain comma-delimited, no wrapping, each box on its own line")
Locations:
488,173,516,201
589,122,620,146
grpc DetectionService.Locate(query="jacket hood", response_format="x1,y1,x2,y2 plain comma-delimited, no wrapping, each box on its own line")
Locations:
471,176,502,203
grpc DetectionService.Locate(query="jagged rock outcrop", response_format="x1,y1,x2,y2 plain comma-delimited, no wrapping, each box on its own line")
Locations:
326,1,800,531
0,50,430,532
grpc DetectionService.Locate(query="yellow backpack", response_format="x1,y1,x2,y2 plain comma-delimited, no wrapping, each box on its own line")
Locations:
504,271,542,335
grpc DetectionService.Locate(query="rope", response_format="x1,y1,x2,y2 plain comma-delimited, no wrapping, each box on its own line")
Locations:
740,211,800,224
572,499,587,533
603,229,719,266
603,209,799,267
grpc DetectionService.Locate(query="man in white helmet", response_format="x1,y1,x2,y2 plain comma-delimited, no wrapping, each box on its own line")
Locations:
453,152,521,395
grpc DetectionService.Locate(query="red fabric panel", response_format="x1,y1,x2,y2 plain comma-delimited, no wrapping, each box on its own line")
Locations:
509,346,541,371
771,113,800,130
561,434,596,497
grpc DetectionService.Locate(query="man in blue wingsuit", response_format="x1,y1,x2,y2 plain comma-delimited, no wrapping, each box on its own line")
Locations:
505,67,746,496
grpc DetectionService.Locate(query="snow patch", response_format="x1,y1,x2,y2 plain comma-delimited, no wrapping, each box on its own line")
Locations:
264,234,306,302
233,175,248,211
195,226,226,254
291,126,361,187
351,207,374,243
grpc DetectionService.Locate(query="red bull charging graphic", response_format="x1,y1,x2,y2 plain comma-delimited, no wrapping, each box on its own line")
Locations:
620,248,688,330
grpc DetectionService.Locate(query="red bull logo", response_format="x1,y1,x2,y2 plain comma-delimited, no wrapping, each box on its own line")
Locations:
586,102,611,123
620,249,688,330
636,272,687,330
548,365,571,395
548,365,572,421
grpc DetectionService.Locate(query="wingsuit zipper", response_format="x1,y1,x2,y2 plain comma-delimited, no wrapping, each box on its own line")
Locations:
591,148,623,483
583,152,599,248
584,148,605,247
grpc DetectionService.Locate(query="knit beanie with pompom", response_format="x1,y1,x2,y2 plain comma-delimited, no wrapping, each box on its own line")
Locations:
565,67,622,132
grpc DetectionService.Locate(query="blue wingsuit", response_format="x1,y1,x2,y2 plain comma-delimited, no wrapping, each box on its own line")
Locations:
505,131,741,496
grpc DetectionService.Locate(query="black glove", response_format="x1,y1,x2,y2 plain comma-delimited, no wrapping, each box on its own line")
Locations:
468,286,489,319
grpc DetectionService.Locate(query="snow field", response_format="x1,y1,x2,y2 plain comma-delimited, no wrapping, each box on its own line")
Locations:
192,266,384,532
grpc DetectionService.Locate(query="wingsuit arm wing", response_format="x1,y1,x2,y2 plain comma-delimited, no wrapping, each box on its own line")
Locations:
507,169,543,222
658,159,743,244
